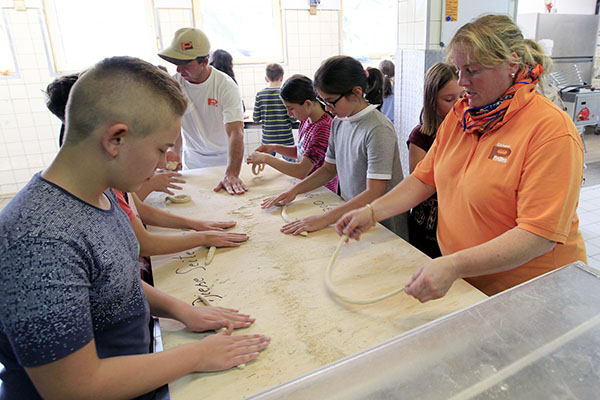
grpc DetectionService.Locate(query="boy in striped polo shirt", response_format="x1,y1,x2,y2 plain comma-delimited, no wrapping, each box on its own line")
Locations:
253,64,295,151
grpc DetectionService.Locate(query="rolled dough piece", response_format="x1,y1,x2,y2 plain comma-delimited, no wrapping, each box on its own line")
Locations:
281,205,308,237
165,194,191,204
205,246,216,265
195,293,211,306
325,235,405,305
252,163,265,175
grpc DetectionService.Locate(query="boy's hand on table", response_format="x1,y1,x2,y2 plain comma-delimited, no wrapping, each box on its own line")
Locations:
189,220,237,232
179,305,256,332
214,175,248,195
198,231,248,247
193,323,270,372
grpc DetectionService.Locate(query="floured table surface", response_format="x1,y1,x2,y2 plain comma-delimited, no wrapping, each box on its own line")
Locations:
146,165,487,400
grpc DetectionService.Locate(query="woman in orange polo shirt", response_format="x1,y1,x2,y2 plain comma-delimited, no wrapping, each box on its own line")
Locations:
336,14,587,300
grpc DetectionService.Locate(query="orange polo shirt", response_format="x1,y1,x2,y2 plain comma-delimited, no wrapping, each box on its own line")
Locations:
413,84,587,295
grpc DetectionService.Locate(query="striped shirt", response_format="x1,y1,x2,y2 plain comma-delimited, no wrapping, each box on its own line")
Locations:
298,112,338,193
253,87,295,145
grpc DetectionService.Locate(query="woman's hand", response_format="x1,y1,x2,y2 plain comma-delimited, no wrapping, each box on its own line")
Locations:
335,206,374,241
404,255,460,303
261,190,297,209
192,324,270,372
280,215,330,235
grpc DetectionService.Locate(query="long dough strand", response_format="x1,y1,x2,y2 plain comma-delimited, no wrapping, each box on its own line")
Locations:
325,235,405,305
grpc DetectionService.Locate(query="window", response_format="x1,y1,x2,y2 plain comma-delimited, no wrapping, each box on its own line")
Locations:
342,0,397,60
0,9,17,76
198,0,283,64
43,0,157,72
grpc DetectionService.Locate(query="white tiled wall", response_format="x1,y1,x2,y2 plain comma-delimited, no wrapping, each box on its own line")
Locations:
0,7,60,196
397,0,428,50
0,6,341,196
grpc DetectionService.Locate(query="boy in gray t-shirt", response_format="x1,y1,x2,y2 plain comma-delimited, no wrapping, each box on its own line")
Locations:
0,56,269,400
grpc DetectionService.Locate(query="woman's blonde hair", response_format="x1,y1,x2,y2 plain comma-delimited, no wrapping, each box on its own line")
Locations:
446,14,551,90
420,63,458,137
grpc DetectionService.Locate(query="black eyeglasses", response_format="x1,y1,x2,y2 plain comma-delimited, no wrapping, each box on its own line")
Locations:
316,93,346,109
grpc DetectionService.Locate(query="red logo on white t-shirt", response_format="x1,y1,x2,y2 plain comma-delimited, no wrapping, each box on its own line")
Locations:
208,98,218,106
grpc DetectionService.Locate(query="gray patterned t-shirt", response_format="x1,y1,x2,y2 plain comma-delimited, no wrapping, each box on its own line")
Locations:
0,173,150,399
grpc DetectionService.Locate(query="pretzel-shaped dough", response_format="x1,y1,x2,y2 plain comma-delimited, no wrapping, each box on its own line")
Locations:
252,163,265,175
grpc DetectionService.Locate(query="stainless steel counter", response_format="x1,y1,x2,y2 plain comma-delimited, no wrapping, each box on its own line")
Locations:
250,262,600,399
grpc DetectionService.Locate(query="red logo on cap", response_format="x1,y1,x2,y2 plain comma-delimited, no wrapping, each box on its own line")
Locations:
208,98,218,106
181,41,193,51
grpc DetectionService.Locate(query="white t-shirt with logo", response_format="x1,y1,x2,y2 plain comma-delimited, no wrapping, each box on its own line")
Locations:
175,68,244,169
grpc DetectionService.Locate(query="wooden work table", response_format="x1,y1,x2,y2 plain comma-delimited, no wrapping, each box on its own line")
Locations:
145,164,487,400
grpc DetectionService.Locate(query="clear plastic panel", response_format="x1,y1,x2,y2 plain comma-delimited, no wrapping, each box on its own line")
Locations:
250,262,600,400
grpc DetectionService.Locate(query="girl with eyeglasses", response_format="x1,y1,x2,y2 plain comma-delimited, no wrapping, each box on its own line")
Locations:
262,56,408,240
246,74,338,193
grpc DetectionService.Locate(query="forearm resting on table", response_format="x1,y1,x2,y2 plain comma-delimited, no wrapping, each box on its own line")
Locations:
143,280,191,320
27,339,207,400
371,175,435,222
225,121,244,177
448,227,556,279
132,193,198,230
138,230,209,257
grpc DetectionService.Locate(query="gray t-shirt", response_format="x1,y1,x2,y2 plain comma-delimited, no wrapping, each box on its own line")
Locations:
0,173,151,400
325,106,408,239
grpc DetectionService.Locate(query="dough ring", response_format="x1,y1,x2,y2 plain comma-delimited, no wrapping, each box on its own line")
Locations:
252,163,265,175
325,235,405,305
165,194,191,204
205,246,216,265
281,205,308,237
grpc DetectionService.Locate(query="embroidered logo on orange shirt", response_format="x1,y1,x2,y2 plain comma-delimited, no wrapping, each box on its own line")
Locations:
208,98,218,106
181,41,193,51
488,143,512,163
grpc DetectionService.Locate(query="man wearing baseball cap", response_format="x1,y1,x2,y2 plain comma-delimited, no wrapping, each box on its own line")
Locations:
159,28,247,195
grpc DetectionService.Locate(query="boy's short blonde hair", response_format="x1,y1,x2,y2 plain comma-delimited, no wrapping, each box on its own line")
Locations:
65,56,188,144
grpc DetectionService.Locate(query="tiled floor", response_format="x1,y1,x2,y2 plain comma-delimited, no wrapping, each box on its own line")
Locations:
579,185,600,269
